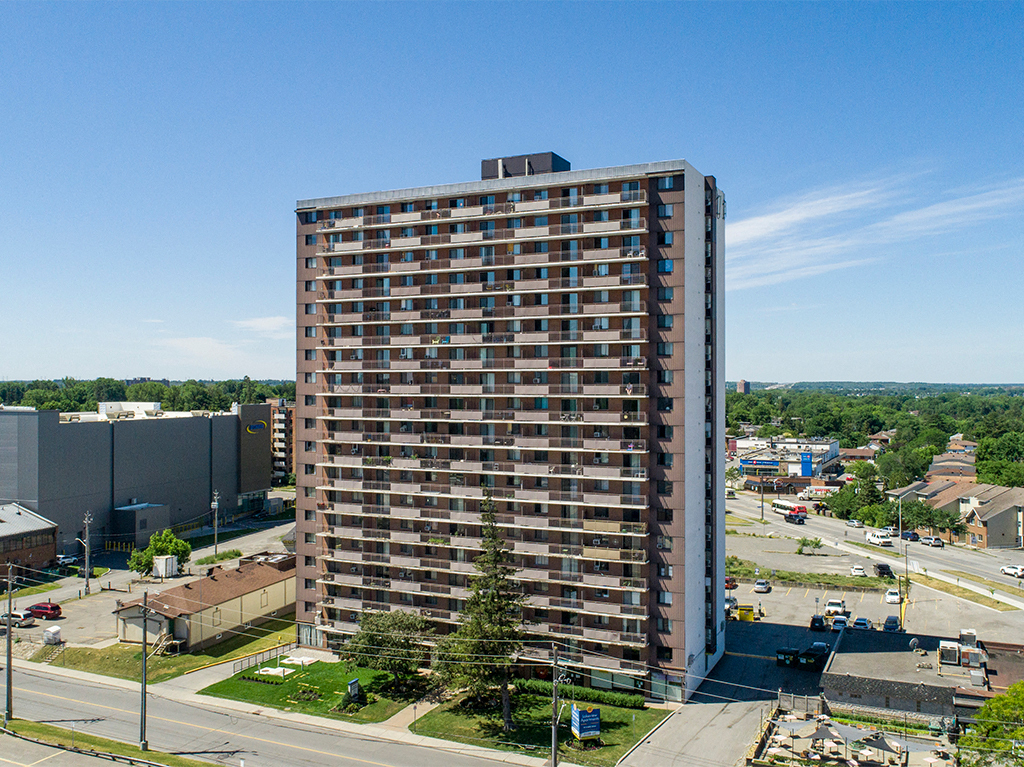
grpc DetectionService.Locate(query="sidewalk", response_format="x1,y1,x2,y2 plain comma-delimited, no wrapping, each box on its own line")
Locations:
12,657,582,767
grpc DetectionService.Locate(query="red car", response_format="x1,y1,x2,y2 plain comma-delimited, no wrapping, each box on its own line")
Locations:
724,577,738,590
27,602,62,620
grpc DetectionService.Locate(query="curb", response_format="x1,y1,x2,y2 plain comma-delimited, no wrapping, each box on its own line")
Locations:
614,705,679,766
1,725,169,767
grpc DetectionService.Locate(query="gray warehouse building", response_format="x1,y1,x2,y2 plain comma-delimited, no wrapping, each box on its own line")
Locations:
0,401,272,553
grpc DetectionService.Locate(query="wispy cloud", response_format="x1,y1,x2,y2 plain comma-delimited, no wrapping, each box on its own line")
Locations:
726,175,1024,291
231,316,293,341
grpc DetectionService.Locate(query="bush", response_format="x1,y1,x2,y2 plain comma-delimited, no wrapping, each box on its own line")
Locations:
515,678,645,709
196,549,243,566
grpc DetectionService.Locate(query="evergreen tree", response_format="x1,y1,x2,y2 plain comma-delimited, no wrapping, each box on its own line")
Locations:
432,491,526,732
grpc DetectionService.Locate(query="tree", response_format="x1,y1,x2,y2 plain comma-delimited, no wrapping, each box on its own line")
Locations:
959,680,1024,767
343,610,432,690
432,491,526,732
128,529,192,575
724,466,742,487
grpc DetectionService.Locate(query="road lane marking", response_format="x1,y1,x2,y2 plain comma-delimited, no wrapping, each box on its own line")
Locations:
14,687,402,767
27,754,61,766
725,651,775,660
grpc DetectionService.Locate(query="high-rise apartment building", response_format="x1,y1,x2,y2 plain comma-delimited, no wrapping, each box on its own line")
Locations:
266,397,296,485
294,153,725,701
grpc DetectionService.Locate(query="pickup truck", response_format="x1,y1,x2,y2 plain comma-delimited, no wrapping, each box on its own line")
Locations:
824,599,846,616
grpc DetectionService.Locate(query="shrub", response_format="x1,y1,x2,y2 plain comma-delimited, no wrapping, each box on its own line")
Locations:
515,678,645,709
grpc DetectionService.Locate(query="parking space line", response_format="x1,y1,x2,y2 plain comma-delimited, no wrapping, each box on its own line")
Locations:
786,587,792,596
804,589,810,598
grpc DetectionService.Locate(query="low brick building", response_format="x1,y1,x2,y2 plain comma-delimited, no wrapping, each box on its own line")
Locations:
0,502,57,574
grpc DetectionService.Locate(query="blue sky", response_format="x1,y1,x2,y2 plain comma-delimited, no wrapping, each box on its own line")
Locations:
1,2,1021,384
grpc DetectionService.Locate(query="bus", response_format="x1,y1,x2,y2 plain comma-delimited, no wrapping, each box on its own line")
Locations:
771,499,808,519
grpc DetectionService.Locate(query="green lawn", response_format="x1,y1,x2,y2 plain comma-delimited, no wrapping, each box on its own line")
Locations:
726,555,891,590
195,549,243,566
6,719,215,767
32,614,296,683
725,513,753,526
414,692,669,767
944,569,1024,600
199,659,425,723
912,574,1017,612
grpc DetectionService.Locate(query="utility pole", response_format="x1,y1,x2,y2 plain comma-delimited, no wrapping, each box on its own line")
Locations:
83,511,92,596
211,491,220,557
5,563,13,725
551,644,559,767
140,591,148,751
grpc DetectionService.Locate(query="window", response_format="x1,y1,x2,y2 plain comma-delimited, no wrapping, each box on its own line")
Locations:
657,591,673,605
656,618,673,633
595,588,609,598
657,424,674,440
303,280,315,292
597,237,609,249
304,418,315,429
656,646,674,662
658,564,674,578
594,183,609,194
303,372,316,383
535,215,548,226
657,259,673,273
657,397,673,412
657,287,674,301
657,343,674,357
400,227,414,237
304,326,316,337
657,370,674,385
304,303,316,315
533,189,548,201
303,464,315,475
657,315,673,329
593,290,609,303
401,202,414,213
657,453,674,468
304,349,317,360
301,212,317,225
657,506,673,520
657,204,674,218
305,257,316,268
304,395,315,406
657,176,675,190
304,441,315,452
657,232,674,246
593,210,609,222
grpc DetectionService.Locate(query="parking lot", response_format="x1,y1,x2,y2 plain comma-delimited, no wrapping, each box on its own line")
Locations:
732,579,1024,643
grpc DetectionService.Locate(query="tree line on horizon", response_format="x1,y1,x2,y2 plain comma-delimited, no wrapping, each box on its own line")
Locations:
0,377,295,414
726,389,1024,489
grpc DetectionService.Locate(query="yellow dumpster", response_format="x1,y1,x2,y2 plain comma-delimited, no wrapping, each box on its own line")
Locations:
736,604,756,622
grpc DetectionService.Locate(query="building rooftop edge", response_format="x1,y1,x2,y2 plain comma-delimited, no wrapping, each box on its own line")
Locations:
297,158,700,210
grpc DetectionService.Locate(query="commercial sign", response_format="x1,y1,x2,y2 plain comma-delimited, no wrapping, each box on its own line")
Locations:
246,420,268,434
571,704,601,740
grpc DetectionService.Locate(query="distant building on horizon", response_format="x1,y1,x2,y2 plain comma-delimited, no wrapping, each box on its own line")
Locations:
124,377,171,388
736,379,750,394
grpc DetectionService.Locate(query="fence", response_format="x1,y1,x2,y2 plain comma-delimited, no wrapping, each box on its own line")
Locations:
232,642,298,675
777,691,825,716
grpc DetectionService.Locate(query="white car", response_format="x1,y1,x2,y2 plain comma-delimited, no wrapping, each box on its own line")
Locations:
885,588,902,604
1000,565,1024,578
56,554,79,566
850,565,866,577
830,615,849,631
753,579,771,593
881,526,898,537
824,599,846,616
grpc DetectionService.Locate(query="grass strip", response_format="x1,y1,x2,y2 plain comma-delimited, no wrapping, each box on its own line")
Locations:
10,582,60,599
5,719,214,767
726,556,891,590
943,569,1024,600
725,513,753,526
186,528,254,550
30,614,296,683
911,574,1017,612
414,692,669,767
195,549,243,566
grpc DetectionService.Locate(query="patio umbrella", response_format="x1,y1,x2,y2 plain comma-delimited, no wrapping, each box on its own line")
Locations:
767,747,783,755
861,733,903,755
922,758,940,765
799,722,843,741
859,748,875,758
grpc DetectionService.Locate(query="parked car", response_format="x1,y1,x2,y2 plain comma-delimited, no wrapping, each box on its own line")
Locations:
56,554,79,566
852,617,873,630
724,596,739,612
831,615,849,632
27,602,62,620
920,536,945,548
725,576,738,590
901,531,920,541
850,565,867,577
1000,565,1024,577
824,599,846,616
882,615,903,632
845,518,864,528
809,614,827,631
798,642,831,670
882,526,898,536
874,563,895,578
885,588,902,604
753,579,771,593
0,610,36,628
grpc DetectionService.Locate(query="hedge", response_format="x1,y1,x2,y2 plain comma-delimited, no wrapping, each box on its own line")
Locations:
515,678,645,709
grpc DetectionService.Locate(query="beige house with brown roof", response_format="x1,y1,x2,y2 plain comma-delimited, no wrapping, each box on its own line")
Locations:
114,553,295,652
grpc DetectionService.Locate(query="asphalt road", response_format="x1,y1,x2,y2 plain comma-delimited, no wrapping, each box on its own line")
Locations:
1,664,518,767
727,491,1024,599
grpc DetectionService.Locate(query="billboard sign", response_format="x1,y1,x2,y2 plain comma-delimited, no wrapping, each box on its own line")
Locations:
571,704,601,740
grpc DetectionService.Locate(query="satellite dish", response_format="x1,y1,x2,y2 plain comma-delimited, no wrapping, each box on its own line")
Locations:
909,637,920,650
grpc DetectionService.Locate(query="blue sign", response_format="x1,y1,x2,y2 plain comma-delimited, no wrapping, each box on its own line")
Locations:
246,420,268,434
571,704,601,740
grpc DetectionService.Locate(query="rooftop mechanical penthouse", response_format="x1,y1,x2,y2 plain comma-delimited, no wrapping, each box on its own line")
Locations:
294,153,725,701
